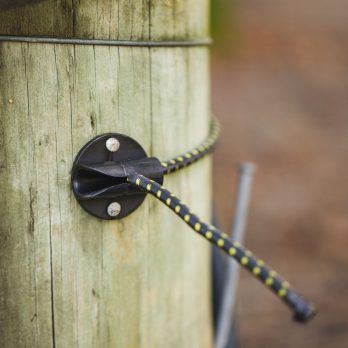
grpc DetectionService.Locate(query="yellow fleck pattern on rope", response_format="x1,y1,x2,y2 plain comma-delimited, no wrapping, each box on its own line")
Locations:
126,169,316,323
205,231,213,239
217,239,224,247
161,118,220,174
265,278,274,286
229,247,237,256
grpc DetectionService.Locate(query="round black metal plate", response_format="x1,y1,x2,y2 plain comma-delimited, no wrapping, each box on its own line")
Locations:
71,133,148,220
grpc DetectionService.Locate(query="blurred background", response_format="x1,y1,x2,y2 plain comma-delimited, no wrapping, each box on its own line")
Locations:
211,0,348,347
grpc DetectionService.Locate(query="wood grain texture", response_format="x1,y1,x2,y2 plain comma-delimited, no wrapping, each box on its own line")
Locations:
0,1,212,347
0,0,210,41
0,0,48,10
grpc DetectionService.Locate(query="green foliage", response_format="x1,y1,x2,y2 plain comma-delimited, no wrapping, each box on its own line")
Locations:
211,0,238,53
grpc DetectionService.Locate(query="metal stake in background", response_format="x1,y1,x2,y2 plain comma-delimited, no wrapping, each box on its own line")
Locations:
215,162,256,348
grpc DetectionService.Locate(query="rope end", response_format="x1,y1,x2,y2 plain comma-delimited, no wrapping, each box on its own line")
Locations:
293,301,318,323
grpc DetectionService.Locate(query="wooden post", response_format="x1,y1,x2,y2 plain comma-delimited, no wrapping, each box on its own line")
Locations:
0,1,212,347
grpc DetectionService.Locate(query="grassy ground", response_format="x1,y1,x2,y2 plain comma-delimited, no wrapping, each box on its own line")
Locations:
212,1,348,347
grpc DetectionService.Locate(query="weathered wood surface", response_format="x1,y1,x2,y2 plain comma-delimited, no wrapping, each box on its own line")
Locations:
0,1,212,348
0,0,209,41
0,0,47,10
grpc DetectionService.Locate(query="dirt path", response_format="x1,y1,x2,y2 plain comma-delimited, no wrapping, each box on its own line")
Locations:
212,1,348,347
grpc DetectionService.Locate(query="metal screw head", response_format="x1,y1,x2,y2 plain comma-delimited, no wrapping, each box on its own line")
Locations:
107,202,121,217
106,137,120,152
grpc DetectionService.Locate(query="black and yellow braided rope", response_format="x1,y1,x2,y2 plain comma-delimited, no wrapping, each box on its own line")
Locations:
161,118,220,174
127,173,316,322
